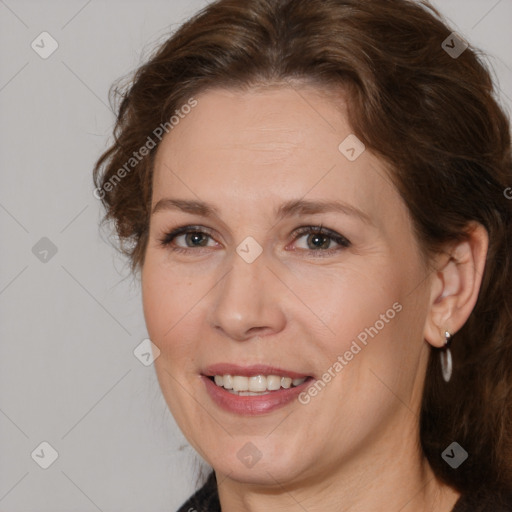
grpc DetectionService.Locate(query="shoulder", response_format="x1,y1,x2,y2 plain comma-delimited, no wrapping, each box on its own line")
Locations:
176,471,220,512
452,486,512,512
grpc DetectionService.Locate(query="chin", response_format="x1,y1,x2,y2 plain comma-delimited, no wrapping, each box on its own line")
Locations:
205,438,309,485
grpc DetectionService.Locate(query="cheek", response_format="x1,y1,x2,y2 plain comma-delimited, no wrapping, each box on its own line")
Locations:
142,262,203,430
141,255,219,409
141,259,194,354
311,267,428,415
287,261,404,359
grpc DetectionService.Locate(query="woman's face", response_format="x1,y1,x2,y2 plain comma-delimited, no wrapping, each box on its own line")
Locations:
141,85,434,487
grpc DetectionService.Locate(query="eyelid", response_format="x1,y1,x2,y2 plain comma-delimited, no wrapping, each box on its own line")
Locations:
292,225,351,248
158,225,217,247
158,223,351,254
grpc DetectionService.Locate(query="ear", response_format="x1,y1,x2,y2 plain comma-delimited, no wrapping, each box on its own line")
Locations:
423,222,489,348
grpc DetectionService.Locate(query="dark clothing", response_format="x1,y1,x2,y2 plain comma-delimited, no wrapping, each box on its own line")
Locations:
177,472,220,512
177,471,512,511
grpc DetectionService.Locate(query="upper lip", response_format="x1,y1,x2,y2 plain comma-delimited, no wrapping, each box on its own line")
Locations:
202,363,311,379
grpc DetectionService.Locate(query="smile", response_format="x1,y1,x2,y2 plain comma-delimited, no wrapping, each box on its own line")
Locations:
201,364,315,415
210,374,307,395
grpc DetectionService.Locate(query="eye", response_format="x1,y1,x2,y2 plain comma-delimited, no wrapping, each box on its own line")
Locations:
290,225,351,256
158,225,217,253
158,224,351,256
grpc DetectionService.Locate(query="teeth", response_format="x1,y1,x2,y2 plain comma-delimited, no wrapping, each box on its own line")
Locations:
249,375,267,392
211,374,307,392
238,391,267,396
223,374,233,389
233,376,249,392
281,377,292,389
267,375,282,390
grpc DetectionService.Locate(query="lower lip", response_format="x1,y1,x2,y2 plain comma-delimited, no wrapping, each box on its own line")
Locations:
202,375,313,415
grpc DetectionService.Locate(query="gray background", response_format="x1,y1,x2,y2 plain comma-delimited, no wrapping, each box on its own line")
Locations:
0,0,511,510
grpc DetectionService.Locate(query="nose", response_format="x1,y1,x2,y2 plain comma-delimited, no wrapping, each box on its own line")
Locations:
208,247,287,342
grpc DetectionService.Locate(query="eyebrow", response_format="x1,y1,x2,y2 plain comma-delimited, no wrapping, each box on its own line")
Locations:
152,198,372,225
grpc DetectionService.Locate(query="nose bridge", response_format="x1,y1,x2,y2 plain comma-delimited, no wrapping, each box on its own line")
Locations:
208,244,286,341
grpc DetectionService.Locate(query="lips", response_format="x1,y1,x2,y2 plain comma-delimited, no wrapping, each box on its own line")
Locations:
202,363,310,379
201,363,315,415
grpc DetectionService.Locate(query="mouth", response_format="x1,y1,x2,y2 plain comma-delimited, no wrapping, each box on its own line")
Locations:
206,374,311,395
201,364,315,415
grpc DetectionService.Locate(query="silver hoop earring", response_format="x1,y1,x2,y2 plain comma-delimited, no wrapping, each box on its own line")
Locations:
440,331,452,382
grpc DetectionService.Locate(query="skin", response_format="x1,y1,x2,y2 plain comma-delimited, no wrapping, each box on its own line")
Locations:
141,84,488,511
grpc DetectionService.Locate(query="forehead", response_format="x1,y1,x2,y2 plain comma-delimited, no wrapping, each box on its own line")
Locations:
152,86,404,229
161,85,348,155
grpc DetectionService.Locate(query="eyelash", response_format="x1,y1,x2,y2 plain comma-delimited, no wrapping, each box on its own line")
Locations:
158,224,351,257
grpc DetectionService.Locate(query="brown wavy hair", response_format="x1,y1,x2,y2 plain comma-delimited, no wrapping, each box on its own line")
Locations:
93,0,512,495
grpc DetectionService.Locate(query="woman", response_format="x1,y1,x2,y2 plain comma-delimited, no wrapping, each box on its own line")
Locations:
93,0,512,510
